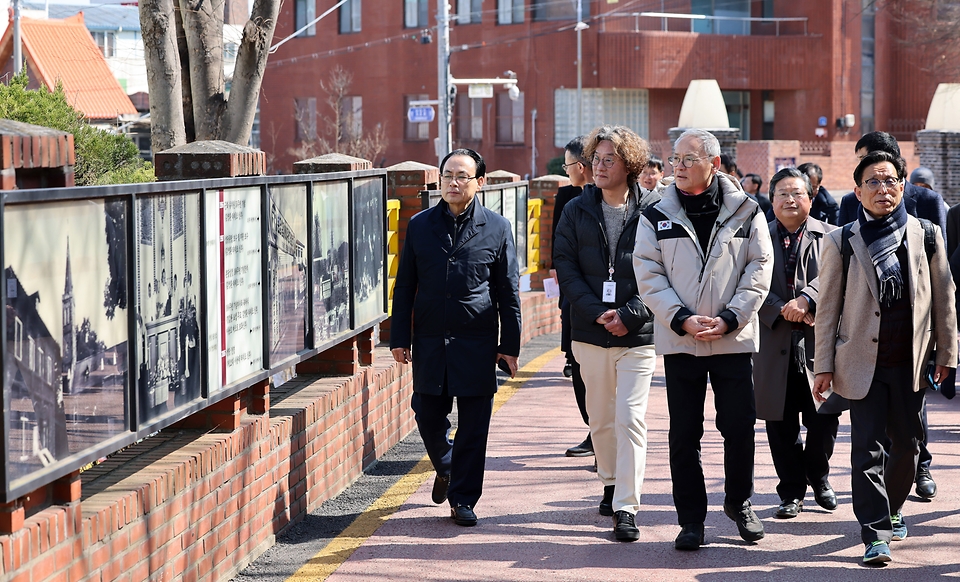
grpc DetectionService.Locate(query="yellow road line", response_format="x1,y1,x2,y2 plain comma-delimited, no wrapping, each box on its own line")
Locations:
286,347,562,582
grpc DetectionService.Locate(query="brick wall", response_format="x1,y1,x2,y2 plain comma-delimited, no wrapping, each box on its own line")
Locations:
0,293,561,582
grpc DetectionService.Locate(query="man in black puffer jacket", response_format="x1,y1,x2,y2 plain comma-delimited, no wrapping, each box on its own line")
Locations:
554,125,659,543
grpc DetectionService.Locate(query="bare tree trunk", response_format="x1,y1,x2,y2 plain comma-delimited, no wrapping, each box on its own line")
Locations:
222,0,280,145
180,0,227,140
140,0,186,152
174,0,195,143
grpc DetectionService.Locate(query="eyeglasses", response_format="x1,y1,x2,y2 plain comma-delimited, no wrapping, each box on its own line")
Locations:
773,191,809,200
591,155,621,168
561,161,582,170
440,174,477,186
862,177,902,191
667,155,707,168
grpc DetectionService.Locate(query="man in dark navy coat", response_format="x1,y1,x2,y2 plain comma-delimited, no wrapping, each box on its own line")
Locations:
390,148,522,527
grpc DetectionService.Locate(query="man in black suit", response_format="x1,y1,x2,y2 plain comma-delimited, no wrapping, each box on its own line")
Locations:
551,136,595,458
798,162,839,225
836,131,947,500
390,148,522,527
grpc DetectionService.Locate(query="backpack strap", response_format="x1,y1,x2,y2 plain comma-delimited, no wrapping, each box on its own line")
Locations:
840,223,854,299
918,217,937,261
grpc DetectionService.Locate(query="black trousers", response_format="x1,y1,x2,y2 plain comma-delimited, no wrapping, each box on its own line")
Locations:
765,365,840,501
663,352,757,525
561,299,589,426
850,365,925,545
412,389,494,508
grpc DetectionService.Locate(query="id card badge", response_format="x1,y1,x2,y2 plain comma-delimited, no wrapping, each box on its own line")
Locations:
602,281,617,303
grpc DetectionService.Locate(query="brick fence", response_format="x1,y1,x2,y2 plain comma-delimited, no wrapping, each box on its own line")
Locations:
0,292,561,582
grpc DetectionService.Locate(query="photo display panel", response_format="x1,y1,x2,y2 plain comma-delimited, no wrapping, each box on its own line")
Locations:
311,182,351,344
265,184,308,365
135,193,202,425
4,200,129,487
351,178,386,327
204,187,264,390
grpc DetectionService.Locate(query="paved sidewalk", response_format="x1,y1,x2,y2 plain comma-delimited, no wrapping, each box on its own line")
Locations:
304,349,960,581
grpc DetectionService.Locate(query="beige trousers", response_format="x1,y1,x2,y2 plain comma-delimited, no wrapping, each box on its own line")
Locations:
572,341,656,515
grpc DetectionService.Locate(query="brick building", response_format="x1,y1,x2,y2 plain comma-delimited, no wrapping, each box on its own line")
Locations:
260,1,958,176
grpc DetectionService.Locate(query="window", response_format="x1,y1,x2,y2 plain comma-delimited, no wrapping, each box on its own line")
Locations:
28,336,35,372
456,94,483,141
533,0,581,21
456,0,483,24
723,91,750,140
295,0,316,36
404,94,430,141
691,0,751,35
498,0,524,24
14,317,22,361
340,0,361,33
91,31,115,58
404,0,429,28
340,96,362,141
553,88,649,147
249,107,261,149
496,92,524,143
295,97,317,142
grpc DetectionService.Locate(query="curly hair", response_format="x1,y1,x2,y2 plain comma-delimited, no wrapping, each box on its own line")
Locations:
582,125,650,185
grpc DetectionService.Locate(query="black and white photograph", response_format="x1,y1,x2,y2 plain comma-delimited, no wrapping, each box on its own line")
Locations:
135,193,202,425
351,177,386,327
311,181,351,344
266,184,308,366
4,199,129,487
515,186,528,271
204,187,264,390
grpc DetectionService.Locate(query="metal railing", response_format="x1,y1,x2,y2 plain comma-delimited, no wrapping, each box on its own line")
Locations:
599,12,809,36
1,169,389,500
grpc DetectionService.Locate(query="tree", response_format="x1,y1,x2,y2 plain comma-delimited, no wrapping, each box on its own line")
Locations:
287,66,388,164
0,71,153,185
76,318,107,361
139,0,280,153
884,0,960,78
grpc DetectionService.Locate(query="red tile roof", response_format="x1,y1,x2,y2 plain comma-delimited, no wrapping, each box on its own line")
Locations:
0,14,137,120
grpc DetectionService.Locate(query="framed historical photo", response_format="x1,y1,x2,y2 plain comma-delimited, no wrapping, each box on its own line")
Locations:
204,187,264,391
3,199,129,490
311,181,351,345
135,193,203,425
351,178,386,328
265,184,308,366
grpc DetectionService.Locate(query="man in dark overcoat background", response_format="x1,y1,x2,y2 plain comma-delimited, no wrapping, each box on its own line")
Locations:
390,148,522,527
753,167,840,520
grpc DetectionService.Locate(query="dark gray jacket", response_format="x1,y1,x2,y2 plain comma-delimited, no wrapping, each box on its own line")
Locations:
553,183,658,348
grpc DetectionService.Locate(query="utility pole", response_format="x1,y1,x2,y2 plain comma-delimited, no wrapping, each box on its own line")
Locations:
436,0,451,165
13,0,22,74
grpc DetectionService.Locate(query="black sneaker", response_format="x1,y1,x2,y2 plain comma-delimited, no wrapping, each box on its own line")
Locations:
675,523,705,551
599,485,614,516
565,434,594,457
723,500,765,542
614,510,639,542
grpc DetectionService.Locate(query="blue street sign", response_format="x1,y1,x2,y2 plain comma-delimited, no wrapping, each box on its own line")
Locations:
407,106,435,123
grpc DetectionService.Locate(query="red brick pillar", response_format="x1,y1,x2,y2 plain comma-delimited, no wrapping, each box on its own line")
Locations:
0,499,24,535
154,139,266,180
529,174,570,290
485,169,520,185
293,152,372,174
0,119,75,190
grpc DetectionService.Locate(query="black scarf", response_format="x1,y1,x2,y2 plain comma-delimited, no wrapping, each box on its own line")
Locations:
858,201,908,307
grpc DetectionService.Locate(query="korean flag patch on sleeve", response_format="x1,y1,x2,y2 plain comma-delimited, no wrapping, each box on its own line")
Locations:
657,220,673,231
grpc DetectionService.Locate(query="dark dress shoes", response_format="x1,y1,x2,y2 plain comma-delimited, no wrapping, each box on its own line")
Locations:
599,485,614,516
775,499,803,519
565,434,594,457
614,510,639,542
915,468,937,499
675,523,705,551
451,504,478,526
813,481,838,510
431,474,450,505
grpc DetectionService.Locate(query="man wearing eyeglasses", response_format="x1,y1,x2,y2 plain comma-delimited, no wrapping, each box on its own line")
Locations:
390,148,522,527
813,151,956,564
753,167,840,522
836,131,947,501
634,129,773,551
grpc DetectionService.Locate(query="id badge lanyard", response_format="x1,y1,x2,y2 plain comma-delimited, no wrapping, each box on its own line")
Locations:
601,204,628,304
